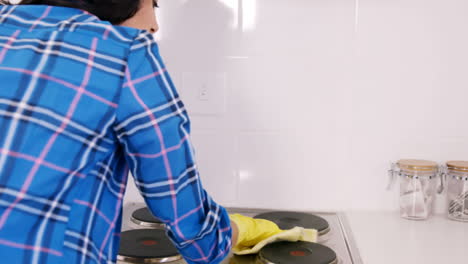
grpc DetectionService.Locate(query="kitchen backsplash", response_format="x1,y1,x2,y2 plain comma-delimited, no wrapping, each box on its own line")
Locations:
124,0,468,213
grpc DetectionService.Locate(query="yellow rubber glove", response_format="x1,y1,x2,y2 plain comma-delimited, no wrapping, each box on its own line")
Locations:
230,214,318,255
230,214,282,250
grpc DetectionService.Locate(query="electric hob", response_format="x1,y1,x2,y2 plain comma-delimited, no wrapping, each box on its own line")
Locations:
118,203,362,264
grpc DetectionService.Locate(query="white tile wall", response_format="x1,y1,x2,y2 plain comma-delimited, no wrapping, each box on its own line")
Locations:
124,0,468,212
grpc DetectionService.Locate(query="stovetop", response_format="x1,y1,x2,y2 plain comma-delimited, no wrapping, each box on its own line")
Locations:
119,203,363,264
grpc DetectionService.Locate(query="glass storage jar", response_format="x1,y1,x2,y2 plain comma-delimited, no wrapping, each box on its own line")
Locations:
445,161,468,222
389,159,441,220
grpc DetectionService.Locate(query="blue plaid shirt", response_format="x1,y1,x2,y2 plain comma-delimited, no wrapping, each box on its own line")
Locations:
0,4,232,264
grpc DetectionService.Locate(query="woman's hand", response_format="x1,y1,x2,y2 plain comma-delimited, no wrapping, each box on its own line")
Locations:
229,214,318,255
230,214,282,250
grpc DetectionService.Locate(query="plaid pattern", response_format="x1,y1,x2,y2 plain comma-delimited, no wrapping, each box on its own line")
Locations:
0,4,231,264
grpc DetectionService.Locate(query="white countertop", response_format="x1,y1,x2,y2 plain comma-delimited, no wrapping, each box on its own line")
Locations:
345,212,468,264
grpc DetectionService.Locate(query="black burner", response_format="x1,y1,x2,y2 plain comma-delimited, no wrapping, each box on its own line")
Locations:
254,211,330,235
131,207,165,228
117,229,181,263
259,241,337,264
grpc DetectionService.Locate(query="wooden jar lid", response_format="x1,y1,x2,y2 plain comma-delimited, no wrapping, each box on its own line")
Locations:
397,159,438,172
446,161,468,172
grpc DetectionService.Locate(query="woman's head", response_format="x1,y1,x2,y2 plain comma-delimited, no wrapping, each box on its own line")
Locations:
119,0,159,33
1,0,158,26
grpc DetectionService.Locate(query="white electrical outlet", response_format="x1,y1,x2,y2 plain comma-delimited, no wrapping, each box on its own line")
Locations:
198,83,210,101
182,72,227,116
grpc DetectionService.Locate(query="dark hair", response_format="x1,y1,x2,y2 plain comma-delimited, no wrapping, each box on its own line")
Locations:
0,0,148,25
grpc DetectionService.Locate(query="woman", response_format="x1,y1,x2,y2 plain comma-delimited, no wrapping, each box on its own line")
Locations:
0,1,283,263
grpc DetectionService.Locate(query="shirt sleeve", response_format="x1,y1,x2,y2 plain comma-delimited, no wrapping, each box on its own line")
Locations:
114,31,232,264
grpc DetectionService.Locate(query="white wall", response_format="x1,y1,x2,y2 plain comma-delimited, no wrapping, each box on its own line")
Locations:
124,0,468,212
